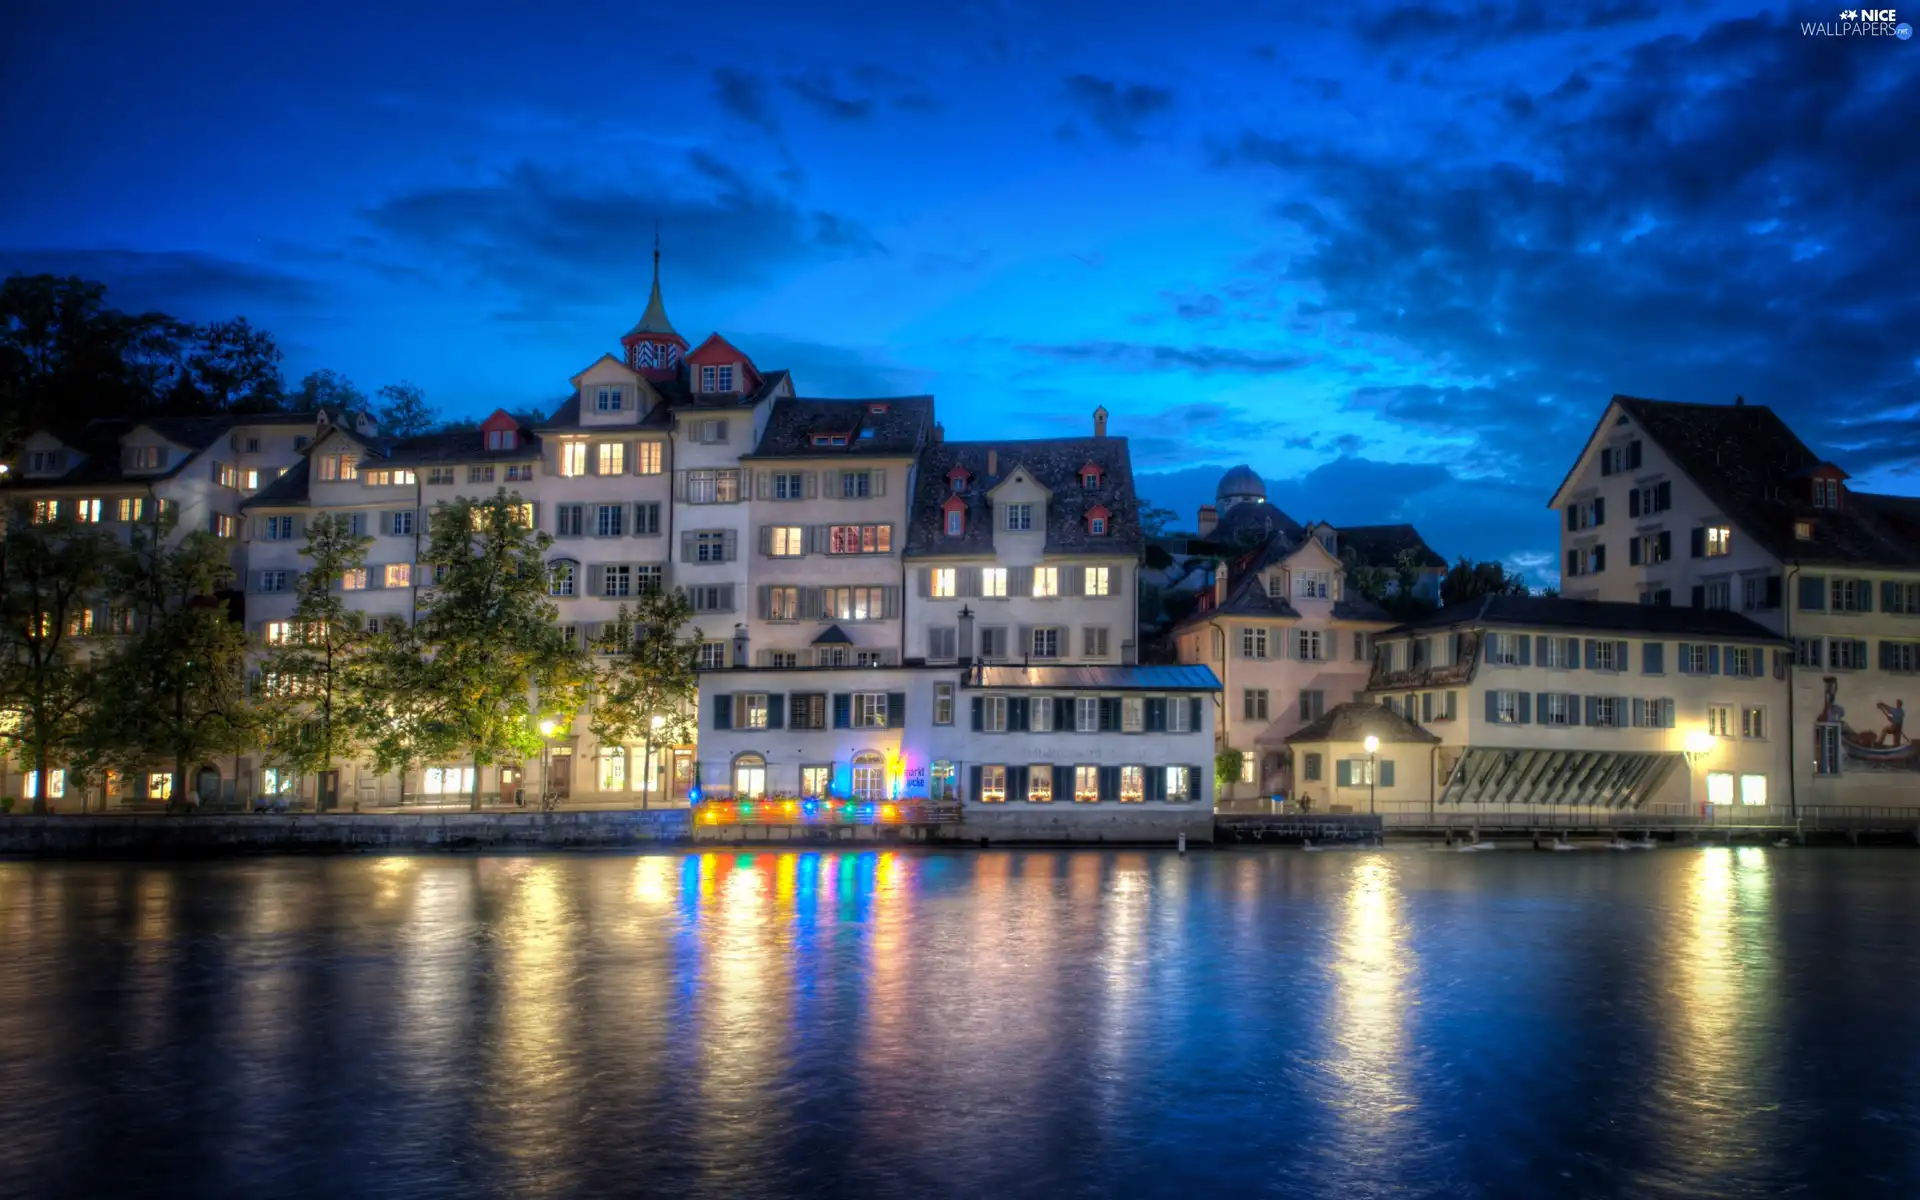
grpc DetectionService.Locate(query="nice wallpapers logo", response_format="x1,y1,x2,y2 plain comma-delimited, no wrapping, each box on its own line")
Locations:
1803,7,1914,36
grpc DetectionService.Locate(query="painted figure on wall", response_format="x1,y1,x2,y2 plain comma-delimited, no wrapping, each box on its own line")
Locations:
1877,700,1906,748
1820,676,1918,770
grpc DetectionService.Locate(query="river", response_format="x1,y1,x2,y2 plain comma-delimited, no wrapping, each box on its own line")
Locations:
2,848,1918,1198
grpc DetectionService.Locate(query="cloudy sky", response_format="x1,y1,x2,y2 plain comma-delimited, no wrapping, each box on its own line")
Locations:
4,0,1916,583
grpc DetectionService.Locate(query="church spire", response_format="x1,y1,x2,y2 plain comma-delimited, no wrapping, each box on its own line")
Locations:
621,221,688,376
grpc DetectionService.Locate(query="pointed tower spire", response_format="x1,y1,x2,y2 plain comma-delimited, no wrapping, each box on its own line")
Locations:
622,220,688,378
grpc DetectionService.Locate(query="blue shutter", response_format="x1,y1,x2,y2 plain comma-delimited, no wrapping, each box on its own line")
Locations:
1708,645,1721,675
1643,642,1664,674
1884,582,1900,613
1615,641,1629,670
1563,637,1580,669
1145,698,1165,731
832,694,851,729
1677,643,1692,674
712,692,733,730
1536,693,1551,724
767,694,785,729
1567,694,1583,726
1485,690,1500,722
1534,634,1550,664
1584,639,1598,669
1565,504,1578,531
1517,693,1532,724
1799,576,1825,611
887,692,906,728
969,765,982,799
1379,760,1395,788
971,697,984,731
1860,583,1874,613
1189,697,1203,731
1337,759,1354,787
1484,635,1498,664
1584,695,1597,726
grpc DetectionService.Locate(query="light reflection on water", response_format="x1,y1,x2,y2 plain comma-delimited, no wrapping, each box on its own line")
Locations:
3,848,1920,1198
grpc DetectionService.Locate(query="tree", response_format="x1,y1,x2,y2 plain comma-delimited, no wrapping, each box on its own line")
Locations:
81,518,254,810
590,587,701,807
185,318,286,413
375,382,437,437
1216,748,1245,791
293,368,366,412
416,490,585,809
351,619,462,809
1441,556,1531,605
0,275,188,446
1343,547,1439,621
1138,503,1180,538
258,514,373,810
0,509,124,812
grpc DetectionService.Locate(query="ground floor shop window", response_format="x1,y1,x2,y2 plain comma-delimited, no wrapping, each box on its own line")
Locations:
148,772,173,800
1739,774,1767,806
733,753,766,799
1706,771,1735,807
25,769,64,800
1074,765,1099,803
1120,765,1144,802
980,764,1006,803
852,752,886,801
424,767,475,795
261,768,295,796
930,760,956,800
802,764,830,797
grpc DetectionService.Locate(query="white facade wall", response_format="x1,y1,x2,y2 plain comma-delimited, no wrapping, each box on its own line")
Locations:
669,400,773,664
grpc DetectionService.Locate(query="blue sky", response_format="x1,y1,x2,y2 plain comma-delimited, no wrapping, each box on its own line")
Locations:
4,0,1916,585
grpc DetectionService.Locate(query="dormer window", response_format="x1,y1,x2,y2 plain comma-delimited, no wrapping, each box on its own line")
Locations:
27,450,58,474
129,446,161,471
868,402,890,414
1794,520,1814,540
811,433,850,447
947,465,970,493
1085,503,1112,536
486,428,517,451
595,387,624,413
1080,461,1103,490
700,364,736,393
1812,478,1841,508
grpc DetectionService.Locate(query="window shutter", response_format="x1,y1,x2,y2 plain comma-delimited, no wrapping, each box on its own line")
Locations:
1009,697,1029,731
956,567,977,598
712,692,732,730
801,587,822,620
759,525,773,556
755,471,770,500
1009,566,1032,597
1379,760,1395,788
1643,642,1663,674
823,469,840,498
1593,497,1605,526
971,697,984,731
1883,581,1899,613
1629,489,1641,518
1708,645,1722,675
1063,568,1084,597
1615,641,1628,669
872,468,886,498
1594,544,1606,572
1146,768,1165,802
1189,697,1203,731
969,765,982,800
767,694,785,729
1145,698,1165,731
1517,693,1532,724
1565,694,1582,726
1584,640,1599,670
721,530,737,561
1337,759,1353,787
884,587,900,618
918,568,931,598
886,692,905,728
1629,539,1642,567
1861,584,1875,613
1008,765,1027,801
672,471,687,501
1565,505,1578,531
1517,636,1531,667
1691,586,1706,609
1600,453,1613,478
1017,624,1033,655
1566,549,1580,577
1631,697,1646,727
1658,531,1671,560
1483,635,1497,665
1099,698,1118,731
1056,697,1075,730
1053,764,1074,799
1799,576,1825,611
1627,440,1642,469
1098,766,1118,802
832,694,851,729
800,471,817,499
680,531,695,562
1690,527,1705,558
1583,695,1597,726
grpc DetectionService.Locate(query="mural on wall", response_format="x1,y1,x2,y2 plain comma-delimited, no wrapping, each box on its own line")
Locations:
1819,676,1916,772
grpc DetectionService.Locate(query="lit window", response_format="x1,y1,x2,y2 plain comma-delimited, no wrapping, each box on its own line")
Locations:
384,563,412,588
1074,765,1099,803
1120,765,1144,802
1741,707,1766,739
1166,766,1191,802
852,751,886,800
261,768,295,797
932,568,956,598
981,568,1007,598
801,765,830,797
768,586,798,620
981,764,1007,803
31,500,58,523
742,694,769,730
599,750,627,792
1296,570,1331,599
118,497,146,522
1706,771,1734,807
1123,698,1144,732
1032,567,1059,598
1705,526,1732,557
24,769,65,799
828,524,891,554
945,510,964,536
597,442,625,475
1708,705,1733,737
147,772,173,800
561,443,587,477
934,683,955,725
1027,766,1052,803
635,442,662,474
74,499,102,523
1739,774,1768,806
1084,566,1110,596
341,569,368,591
265,621,294,645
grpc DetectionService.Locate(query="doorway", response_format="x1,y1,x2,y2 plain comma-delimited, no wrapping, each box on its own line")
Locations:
671,748,694,802
549,755,572,801
194,766,222,810
316,770,339,813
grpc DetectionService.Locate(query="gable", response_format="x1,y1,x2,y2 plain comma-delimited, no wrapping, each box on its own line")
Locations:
1547,398,1635,509
986,465,1053,500
1281,538,1343,574
571,354,640,387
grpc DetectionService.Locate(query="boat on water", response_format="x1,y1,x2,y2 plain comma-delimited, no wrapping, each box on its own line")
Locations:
1549,838,1579,852
1608,837,1658,851
1455,841,1498,852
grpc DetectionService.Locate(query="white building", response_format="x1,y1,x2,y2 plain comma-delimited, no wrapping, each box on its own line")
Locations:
1550,394,1920,808
1366,596,1788,817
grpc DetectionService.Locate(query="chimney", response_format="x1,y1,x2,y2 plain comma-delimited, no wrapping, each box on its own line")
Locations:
987,449,998,475
1093,405,1109,438
1121,636,1137,666
1198,504,1218,537
932,422,945,443
957,604,975,666
1734,395,1746,407
732,622,749,669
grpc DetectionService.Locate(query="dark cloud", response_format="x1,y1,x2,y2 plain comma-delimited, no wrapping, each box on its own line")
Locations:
712,67,780,136
360,156,883,312
1355,0,1661,49
1121,401,1274,468
1020,340,1313,374
1169,292,1224,321
0,248,322,317
781,75,876,121
1061,74,1175,144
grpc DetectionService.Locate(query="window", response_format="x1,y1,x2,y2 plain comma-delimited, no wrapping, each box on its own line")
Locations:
694,531,727,562
688,584,732,613
1268,575,1286,600
1708,705,1733,737
1706,771,1734,807
1885,642,1920,674
390,510,414,537
773,472,805,499
1829,638,1868,670
980,627,1007,660
733,754,768,799
426,466,454,485
928,626,956,659
147,772,173,800
801,765,831,796
1494,691,1521,723
603,565,631,597
1489,633,1522,665
561,443,587,477
469,465,494,484
1083,627,1109,657
549,561,576,597
983,696,1008,732
595,387,624,412
767,651,797,668
1006,503,1033,531
980,764,1007,803
1703,580,1731,610
1633,482,1671,516
1353,632,1371,662
1089,516,1107,536
1794,637,1822,667
856,651,885,668
855,694,889,729
838,470,872,499
1074,765,1099,804
1121,697,1145,732
826,587,885,621
31,499,59,523
1077,697,1099,732
424,767,476,796
1812,478,1840,508
1240,755,1257,784
265,621,294,646
636,565,663,594
28,450,59,473
981,568,1008,598
209,514,236,538
1541,693,1572,726
1704,525,1732,557
118,497,147,522
1591,640,1617,671
1243,689,1269,721
626,441,659,475
934,682,955,725
341,568,368,591
596,442,625,475
1741,706,1766,739
1027,767,1053,803
1592,696,1620,727
1120,765,1144,803
73,498,101,523
633,503,660,536
1831,578,1870,613
932,568,957,597
828,524,891,554
554,504,584,537
599,749,628,792
384,563,412,588
1299,690,1325,722
1242,628,1269,659
1741,576,1769,611
1032,567,1059,598
1600,440,1641,475
1082,469,1100,490
1794,520,1814,540
131,446,161,471
740,694,769,730
1736,773,1767,806
1084,566,1110,596
1726,647,1755,676
1032,627,1060,658
595,504,625,537
1168,697,1191,732
1166,766,1192,802
694,419,729,444
260,570,288,593
1296,630,1325,662
1815,723,1843,775
768,586,799,620
698,642,727,669
1342,759,1376,786
244,469,261,489
1296,570,1331,599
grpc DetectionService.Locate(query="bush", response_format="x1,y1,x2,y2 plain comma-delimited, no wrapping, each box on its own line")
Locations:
1215,749,1244,789
0,796,14,813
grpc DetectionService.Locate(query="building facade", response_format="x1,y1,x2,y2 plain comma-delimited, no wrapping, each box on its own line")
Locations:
1550,395,1920,808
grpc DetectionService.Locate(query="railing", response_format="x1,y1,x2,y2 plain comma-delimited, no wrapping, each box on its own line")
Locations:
1359,803,1920,831
694,798,964,827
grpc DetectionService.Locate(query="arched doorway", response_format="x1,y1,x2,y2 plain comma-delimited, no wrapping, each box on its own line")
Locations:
732,753,767,800
851,752,886,802
194,765,221,809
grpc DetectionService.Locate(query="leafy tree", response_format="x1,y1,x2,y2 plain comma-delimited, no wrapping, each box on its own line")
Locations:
417,490,585,809
438,416,480,433
1441,556,1530,605
257,514,373,810
0,275,186,446
350,619,462,808
375,382,437,437
1138,503,1180,538
590,587,700,807
293,368,366,412
1343,547,1439,621
1215,747,1245,791
185,318,286,413
81,519,254,810
0,509,124,812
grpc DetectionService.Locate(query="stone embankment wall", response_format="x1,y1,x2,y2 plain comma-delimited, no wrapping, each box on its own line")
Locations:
0,811,691,858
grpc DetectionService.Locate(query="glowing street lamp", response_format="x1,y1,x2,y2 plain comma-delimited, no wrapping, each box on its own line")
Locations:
1363,734,1380,814
537,717,558,811
1683,729,1715,819
645,713,666,811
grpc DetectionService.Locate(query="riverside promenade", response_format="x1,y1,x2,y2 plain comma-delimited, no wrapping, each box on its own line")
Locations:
0,810,690,858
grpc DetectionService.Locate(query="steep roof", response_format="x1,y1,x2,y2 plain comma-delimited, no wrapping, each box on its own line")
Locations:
906,436,1143,557
1171,529,1395,631
381,428,542,467
239,458,311,510
1205,497,1304,546
746,396,933,459
1335,523,1447,570
540,367,792,429
1380,595,1785,641
3,414,243,490
1286,701,1439,745
1600,395,1920,570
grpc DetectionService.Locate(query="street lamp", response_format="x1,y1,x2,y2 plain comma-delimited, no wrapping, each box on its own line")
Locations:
1683,729,1714,821
1364,734,1380,815
538,718,557,811
645,713,665,810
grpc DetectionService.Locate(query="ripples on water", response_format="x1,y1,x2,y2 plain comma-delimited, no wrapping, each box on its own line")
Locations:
4,848,1920,1199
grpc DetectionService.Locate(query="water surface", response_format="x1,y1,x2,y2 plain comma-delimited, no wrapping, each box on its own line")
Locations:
3,847,1918,1198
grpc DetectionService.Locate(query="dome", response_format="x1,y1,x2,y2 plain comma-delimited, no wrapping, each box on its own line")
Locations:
1216,464,1267,504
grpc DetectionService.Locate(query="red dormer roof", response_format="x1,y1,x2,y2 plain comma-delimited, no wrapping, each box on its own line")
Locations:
1080,460,1104,480
947,464,972,483
684,333,762,395
942,495,967,513
1085,502,1112,532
